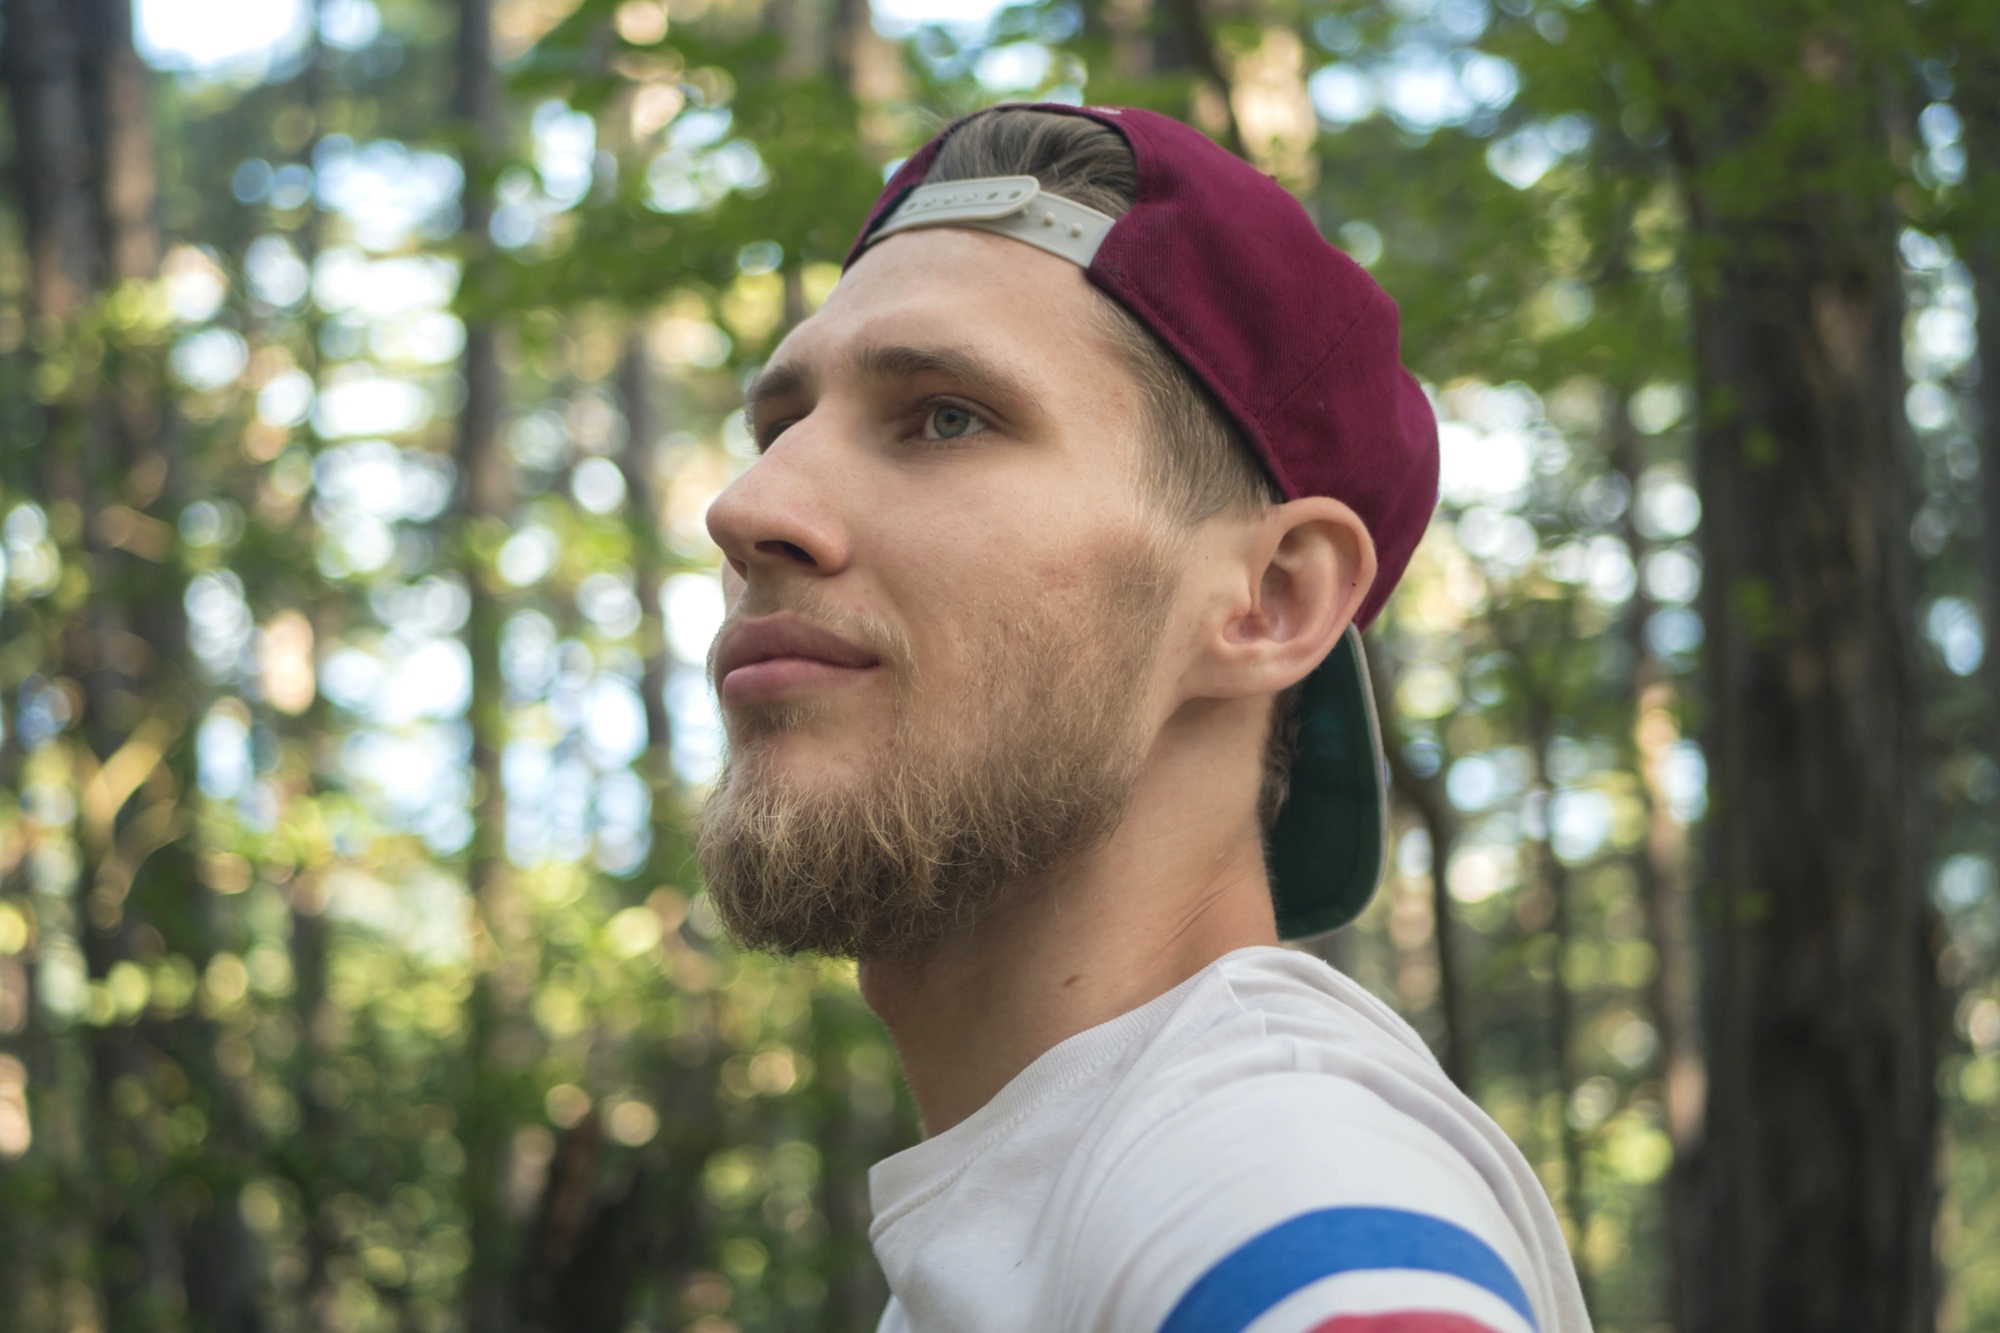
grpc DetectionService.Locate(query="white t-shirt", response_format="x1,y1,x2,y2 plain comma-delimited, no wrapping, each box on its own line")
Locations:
868,947,1591,1333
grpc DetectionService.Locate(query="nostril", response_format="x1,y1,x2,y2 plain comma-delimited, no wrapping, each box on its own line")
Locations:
756,539,816,565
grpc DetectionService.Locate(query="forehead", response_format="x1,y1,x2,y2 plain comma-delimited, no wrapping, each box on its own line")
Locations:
770,227,1134,392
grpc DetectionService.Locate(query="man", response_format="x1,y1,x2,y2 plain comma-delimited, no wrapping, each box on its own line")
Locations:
697,105,1590,1333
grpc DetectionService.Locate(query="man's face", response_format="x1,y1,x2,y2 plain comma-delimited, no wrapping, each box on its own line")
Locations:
696,226,1190,957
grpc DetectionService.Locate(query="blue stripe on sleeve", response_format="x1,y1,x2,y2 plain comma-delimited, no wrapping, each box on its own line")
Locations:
1157,1206,1537,1333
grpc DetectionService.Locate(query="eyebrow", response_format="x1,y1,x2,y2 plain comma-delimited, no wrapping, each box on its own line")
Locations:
744,341,1044,419
744,359,812,413
853,342,1039,414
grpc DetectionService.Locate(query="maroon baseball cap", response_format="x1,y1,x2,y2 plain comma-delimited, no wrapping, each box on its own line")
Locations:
843,104,1440,937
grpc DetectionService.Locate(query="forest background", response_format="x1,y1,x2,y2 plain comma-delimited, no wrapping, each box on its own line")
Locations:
0,0,1996,1330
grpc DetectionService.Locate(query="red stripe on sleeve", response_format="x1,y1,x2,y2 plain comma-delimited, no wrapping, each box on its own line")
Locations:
1307,1314,1505,1333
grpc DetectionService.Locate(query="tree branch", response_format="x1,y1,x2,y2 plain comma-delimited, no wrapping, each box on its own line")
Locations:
1365,640,1475,1094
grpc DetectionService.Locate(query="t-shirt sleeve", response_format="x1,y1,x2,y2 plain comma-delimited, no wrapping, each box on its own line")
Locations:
1065,1072,1558,1333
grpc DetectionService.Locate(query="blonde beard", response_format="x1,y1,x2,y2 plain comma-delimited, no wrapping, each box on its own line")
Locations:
694,547,1179,960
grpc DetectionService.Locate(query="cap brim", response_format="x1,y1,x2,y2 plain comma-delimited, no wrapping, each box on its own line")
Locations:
1268,625,1389,940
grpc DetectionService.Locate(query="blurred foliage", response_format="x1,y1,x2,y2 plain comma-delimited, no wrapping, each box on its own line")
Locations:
0,0,1996,1331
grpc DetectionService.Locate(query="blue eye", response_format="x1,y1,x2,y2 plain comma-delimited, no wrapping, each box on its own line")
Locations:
923,404,986,440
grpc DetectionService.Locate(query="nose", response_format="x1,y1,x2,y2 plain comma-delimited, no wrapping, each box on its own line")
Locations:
706,420,853,589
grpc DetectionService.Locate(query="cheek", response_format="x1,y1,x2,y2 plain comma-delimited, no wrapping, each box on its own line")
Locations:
882,513,1149,680
851,418,1158,667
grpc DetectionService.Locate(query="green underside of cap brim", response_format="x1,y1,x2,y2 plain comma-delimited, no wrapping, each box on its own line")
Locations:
1268,627,1388,940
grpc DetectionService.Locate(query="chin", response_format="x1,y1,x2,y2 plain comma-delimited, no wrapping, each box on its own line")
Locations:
722,712,882,789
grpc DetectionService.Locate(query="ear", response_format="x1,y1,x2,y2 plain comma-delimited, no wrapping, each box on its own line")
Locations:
1182,496,1378,700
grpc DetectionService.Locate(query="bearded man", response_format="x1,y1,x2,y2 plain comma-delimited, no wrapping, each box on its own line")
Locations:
695,105,1590,1333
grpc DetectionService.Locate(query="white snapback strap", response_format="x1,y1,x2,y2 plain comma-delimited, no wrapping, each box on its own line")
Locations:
867,174,1115,268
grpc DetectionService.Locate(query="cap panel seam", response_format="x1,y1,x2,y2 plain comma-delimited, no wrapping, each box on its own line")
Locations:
1258,295,1375,427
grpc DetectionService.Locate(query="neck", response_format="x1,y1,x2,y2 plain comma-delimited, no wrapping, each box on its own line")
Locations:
858,698,1279,1136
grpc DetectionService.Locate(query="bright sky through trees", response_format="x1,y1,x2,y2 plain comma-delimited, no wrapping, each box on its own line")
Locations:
135,0,310,72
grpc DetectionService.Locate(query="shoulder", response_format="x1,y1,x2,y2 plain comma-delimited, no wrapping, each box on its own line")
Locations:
1118,948,1474,1136
1062,953,1582,1333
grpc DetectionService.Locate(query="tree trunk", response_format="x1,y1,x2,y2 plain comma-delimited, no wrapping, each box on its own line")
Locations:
4,0,102,322
1162,0,1242,155
280,9,347,1326
1684,124,1938,1333
451,0,524,1325
1581,4,1942,1325
2,1,218,1324
1539,829,1593,1317
1610,401,1702,1330
1512,634,1595,1319
82,0,157,287
1956,42,2000,818
617,334,674,780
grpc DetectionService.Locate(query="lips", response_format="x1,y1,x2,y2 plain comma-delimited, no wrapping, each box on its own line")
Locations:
713,612,883,705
